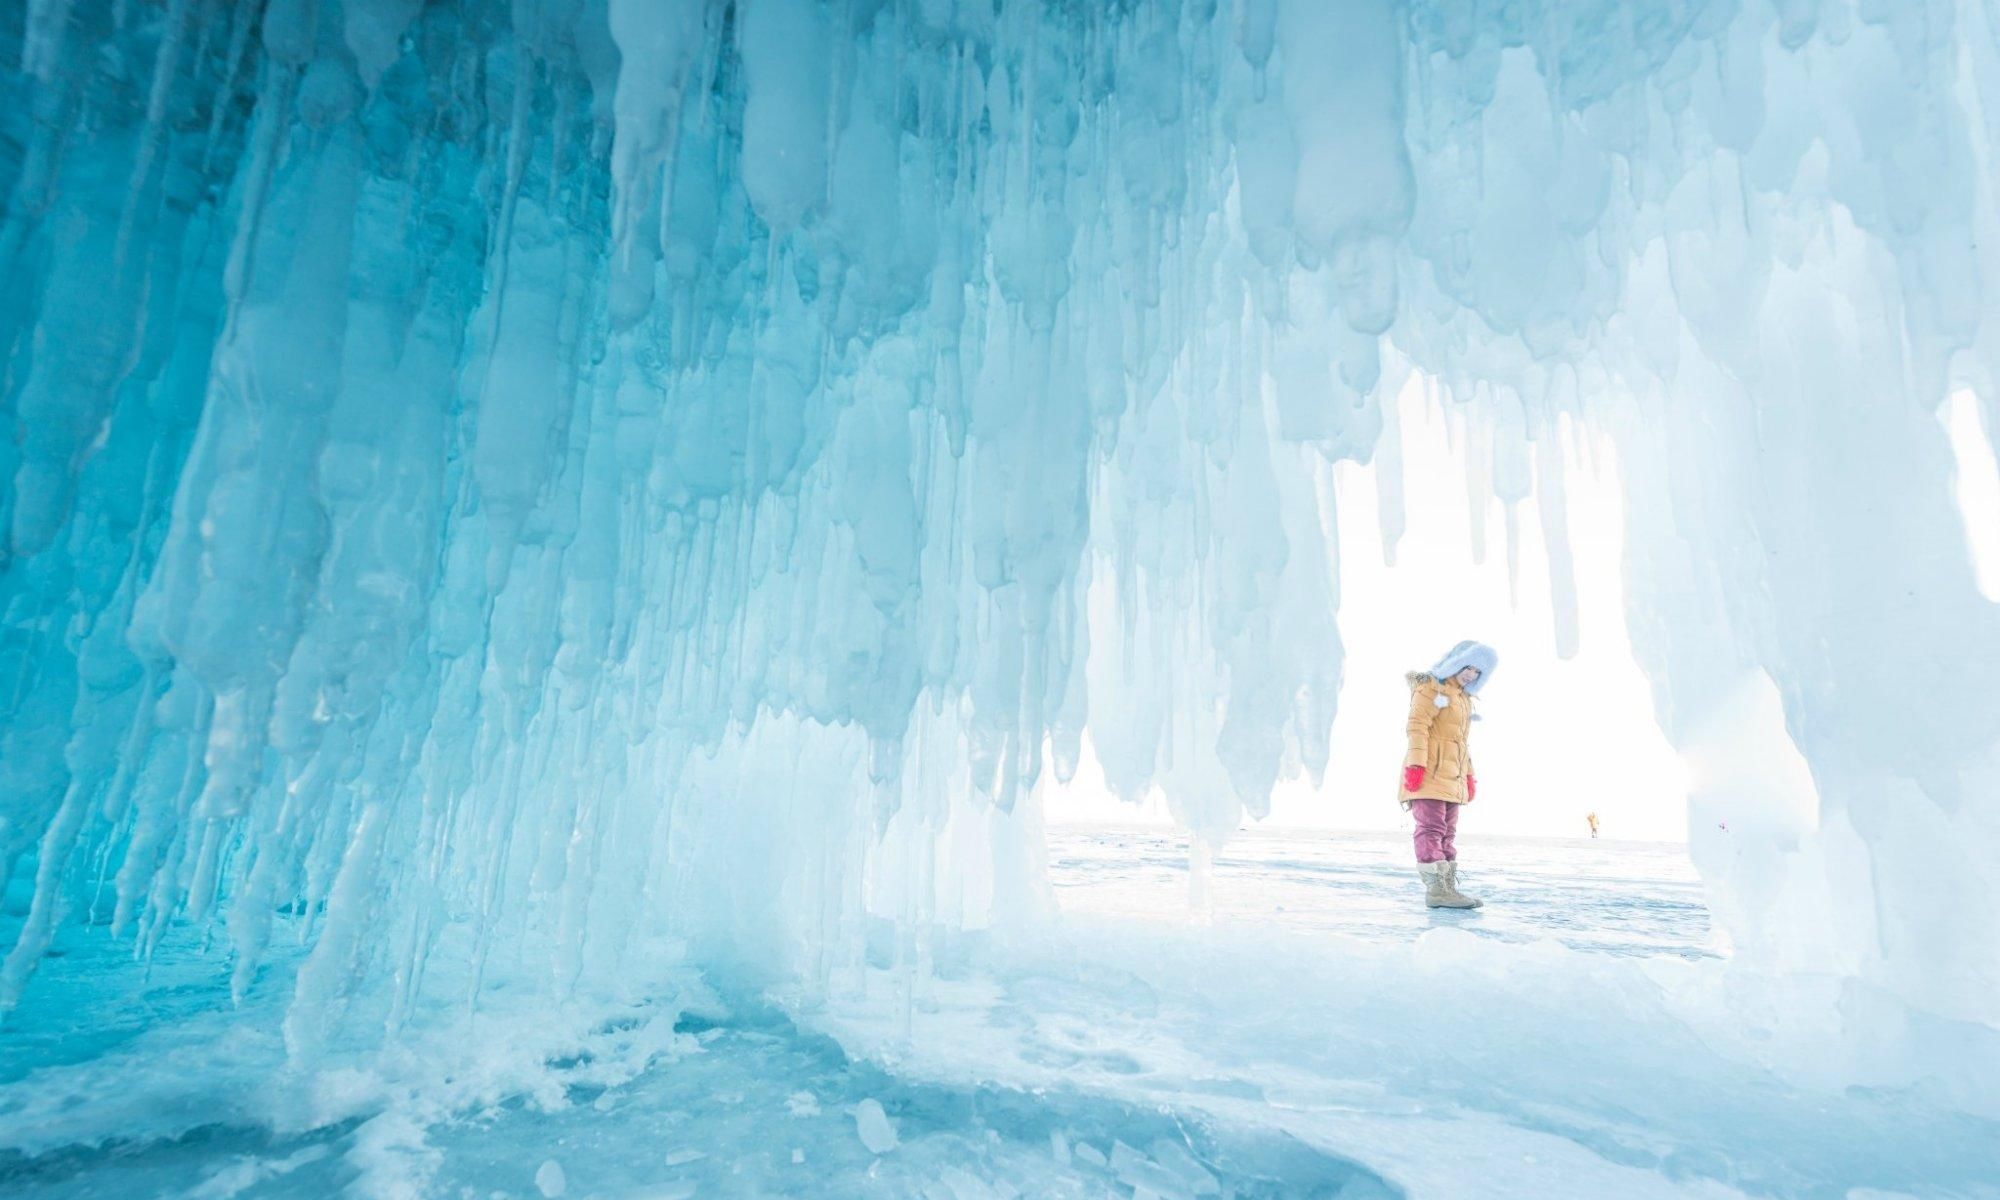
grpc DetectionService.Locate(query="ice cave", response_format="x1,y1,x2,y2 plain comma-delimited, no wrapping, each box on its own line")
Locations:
3,0,1999,1196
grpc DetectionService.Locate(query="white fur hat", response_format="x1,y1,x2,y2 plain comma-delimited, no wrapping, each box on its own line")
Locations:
1426,640,1499,695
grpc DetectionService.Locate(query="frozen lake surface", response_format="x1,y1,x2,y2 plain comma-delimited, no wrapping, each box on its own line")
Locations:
1046,826,1721,960
8,829,1992,1200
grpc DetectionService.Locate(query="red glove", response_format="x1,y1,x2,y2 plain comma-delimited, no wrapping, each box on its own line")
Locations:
1402,765,1425,793
1467,775,1478,800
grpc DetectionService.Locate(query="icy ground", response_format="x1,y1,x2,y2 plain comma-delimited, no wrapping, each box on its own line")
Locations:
3,834,1994,1199
1046,826,1721,959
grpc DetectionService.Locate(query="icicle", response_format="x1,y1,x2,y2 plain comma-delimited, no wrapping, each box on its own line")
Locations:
20,0,76,82
2,0,1997,1060
1374,370,1406,566
1535,426,1581,659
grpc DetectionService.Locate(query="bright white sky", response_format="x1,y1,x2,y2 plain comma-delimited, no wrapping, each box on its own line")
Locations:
1046,374,1690,842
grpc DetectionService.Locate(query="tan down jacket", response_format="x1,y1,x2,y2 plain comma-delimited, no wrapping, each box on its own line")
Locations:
1399,672,1477,805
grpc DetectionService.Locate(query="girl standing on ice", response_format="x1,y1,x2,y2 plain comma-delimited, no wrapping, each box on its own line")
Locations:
1398,640,1498,909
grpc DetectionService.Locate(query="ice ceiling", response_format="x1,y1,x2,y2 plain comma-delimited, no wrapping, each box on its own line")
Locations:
2,0,1997,1055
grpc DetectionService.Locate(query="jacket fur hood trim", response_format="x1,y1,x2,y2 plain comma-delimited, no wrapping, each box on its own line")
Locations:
1406,670,1482,717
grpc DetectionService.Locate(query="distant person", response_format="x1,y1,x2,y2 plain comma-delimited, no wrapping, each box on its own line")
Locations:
1587,811,1599,838
1398,640,1499,909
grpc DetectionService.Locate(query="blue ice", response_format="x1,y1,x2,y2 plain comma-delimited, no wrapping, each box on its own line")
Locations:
3,1,1999,1196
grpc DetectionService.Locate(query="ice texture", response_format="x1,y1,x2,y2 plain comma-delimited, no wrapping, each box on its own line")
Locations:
1,0,1998,1165
853,1097,899,1154
534,1158,567,1198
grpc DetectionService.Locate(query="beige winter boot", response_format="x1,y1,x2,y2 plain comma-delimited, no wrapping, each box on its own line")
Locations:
1418,862,1477,909
1442,861,1483,908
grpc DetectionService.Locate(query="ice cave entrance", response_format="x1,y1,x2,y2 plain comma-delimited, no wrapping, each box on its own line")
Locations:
9,1,2000,1195
1040,375,1716,960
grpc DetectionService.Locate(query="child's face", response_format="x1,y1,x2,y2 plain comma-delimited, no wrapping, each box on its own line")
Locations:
1454,666,1481,686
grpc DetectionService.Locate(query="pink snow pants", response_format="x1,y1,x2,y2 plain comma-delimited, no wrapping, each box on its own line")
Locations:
1410,799,1459,863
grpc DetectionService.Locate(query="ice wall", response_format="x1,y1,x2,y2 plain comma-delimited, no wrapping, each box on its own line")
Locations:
3,0,1997,1057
